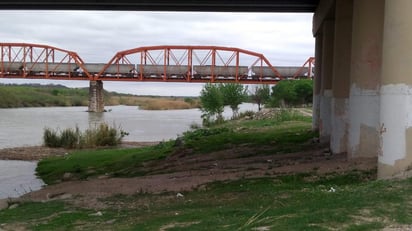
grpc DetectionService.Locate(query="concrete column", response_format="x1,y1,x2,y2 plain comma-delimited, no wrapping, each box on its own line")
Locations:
312,33,323,132
348,0,384,158
88,80,104,112
330,0,353,154
319,20,334,143
379,0,412,178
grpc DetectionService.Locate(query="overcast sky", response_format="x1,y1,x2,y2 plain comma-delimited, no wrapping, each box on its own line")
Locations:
0,10,314,96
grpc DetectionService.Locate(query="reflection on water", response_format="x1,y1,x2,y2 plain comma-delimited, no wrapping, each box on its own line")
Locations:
88,111,105,127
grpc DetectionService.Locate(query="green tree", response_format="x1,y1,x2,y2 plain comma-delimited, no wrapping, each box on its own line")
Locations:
200,83,224,125
250,84,271,111
294,79,313,105
219,83,248,118
269,79,313,107
271,80,297,107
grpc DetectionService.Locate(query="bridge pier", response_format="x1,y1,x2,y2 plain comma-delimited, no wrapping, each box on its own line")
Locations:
88,80,104,112
318,20,334,143
330,0,352,154
378,0,412,178
348,0,383,159
314,0,412,178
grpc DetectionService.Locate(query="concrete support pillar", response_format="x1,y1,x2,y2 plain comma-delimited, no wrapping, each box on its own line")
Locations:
319,20,335,143
312,33,323,132
330,0,353,154
379,0,412,178
348,0,384,158
88,80,104,112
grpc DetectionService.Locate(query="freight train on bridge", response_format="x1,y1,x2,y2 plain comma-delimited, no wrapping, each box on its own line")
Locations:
0,43,314,84
0,62,311,82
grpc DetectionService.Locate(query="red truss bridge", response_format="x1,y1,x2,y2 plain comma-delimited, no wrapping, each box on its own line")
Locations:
0,43,314,84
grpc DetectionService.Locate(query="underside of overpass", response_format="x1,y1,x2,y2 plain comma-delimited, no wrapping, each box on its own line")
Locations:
2,0,412,179
0,0,319,12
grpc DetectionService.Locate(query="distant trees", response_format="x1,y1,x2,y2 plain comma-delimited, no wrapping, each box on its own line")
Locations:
200,83,225,125
270,79,313,107
199,80,313,125
250,85,271,111
199,83,248,125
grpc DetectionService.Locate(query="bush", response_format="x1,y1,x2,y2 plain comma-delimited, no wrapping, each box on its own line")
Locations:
43,123,128,149
43,128,62,148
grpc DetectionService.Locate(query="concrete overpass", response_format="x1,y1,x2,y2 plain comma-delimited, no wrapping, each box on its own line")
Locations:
2,0,412,179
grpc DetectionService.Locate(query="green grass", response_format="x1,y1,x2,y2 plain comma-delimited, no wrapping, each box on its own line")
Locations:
0,84,89,107
37,115,316,184
9,113,412,230
2,172,412,230
37,141,174,184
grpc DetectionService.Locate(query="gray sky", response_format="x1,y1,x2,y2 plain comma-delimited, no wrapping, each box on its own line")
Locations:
0,10,314,96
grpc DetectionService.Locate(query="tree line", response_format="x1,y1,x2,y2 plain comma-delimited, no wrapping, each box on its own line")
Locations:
199,79,313,124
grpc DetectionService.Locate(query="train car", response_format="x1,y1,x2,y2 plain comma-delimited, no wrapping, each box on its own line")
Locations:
24,62,78,74
251,66,309,79
193,65,249,79
82,63,135,77
0,62,24,75
137,65,190,78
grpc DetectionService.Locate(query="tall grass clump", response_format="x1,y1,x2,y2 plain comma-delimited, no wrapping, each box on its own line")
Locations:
43,123,128,149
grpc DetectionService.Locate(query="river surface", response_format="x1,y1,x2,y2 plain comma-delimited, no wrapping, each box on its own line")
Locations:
0,104,258,199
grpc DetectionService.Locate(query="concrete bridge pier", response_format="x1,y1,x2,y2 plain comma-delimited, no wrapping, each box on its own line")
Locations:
329,0,352,154
378,0,412,178
318,20,334,143
88,80,104,112
348,0,383,159
315,0,412,178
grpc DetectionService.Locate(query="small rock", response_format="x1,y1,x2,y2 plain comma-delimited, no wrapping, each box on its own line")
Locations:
8,203,18,209
176,193,184,198
89,211,103,216
62,172,73,181
57,193,72,200
105,219,116,224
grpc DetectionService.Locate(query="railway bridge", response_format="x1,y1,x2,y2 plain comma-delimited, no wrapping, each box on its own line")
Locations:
0,43,314,112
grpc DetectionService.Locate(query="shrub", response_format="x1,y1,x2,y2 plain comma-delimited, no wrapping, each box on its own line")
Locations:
43,128,62,148
43,123,128,149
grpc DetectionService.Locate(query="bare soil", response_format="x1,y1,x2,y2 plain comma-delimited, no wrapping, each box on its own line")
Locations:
1,142,377,209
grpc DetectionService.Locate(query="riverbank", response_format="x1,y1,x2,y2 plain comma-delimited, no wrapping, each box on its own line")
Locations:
0,84,200,109
7,109,412,231
0,141,159,161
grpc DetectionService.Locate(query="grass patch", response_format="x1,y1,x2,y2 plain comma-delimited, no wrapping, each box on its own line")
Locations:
3,172,412,230
36,141,174,184
37,114,316,184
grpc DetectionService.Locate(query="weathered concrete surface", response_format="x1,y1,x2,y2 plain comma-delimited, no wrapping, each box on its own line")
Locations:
378,0,412,178
347,0,383,159
319,20,334,143
88,80,104,113
330,0,352,154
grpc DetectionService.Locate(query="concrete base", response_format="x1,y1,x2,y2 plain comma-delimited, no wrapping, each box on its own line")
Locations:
319,89,332,143
330,97,348,154
88,80,104,112
348,84,380,158
378,84,412,178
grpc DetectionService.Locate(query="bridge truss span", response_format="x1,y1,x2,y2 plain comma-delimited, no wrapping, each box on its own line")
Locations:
97,45,286,84
0,43,92,80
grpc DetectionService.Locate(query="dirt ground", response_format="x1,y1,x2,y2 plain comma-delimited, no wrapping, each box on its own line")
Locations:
0,141,377,210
